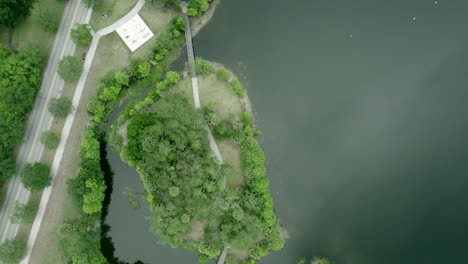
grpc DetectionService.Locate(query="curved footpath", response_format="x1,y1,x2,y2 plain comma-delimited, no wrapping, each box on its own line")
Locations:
180,2,228,263
0,0,90,248
20,1,146,263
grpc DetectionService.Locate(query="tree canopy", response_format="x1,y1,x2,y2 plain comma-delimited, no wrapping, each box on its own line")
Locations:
71,24,92,47
0,238,27,263
40,131,60,149
21,162,52,191
32,3,59,32
10,200,39,224
58,56,82,82
0,0,34,28
48,97,72,118
118,93,283,261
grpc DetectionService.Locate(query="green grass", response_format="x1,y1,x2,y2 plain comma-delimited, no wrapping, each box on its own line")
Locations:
90,0,139,31
7,0,65,55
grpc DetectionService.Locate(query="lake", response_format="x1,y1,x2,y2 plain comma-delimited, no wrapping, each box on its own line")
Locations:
107,0,468,263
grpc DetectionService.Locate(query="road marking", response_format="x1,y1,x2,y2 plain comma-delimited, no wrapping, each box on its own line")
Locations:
0,1,82,242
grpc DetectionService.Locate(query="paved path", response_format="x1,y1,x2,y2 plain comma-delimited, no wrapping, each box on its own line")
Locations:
181,2,228,262
0,0,90,245
20,1,146,263
217,246,230,264
182,2,223,164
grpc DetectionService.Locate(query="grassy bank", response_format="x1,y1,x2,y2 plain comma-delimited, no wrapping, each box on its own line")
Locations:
90,0,139,31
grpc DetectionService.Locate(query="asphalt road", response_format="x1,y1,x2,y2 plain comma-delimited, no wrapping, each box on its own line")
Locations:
0,0,89,242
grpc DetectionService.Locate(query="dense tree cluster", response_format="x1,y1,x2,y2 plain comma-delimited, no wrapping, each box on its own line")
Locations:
123,95,224,246
152,16,185,63
0,0,34,28
60,130,107,262
187,0,211,17
112,90,283,262
0,44,42,182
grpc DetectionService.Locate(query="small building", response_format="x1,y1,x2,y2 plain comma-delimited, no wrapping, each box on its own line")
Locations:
116,14,154,52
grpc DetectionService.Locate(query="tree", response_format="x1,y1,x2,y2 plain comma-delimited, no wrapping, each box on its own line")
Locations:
0,238,27,263
48,97,72,118
40,131,60,149
58,56,82,82
32,4,59,32
20,162,51,191
71,24,92,47
0,0,34,28
10,200,39,224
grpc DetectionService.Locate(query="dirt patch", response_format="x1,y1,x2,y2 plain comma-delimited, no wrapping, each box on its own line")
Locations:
229,247,250,260
184,220,206,242
116,119,130,147
218,140,244,187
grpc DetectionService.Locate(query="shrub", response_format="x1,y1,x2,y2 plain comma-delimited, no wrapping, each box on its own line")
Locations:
216,68,230,82
234,85,244,97
48,97,72,118
194,58,212,75
21,162,51,191
40,131,60,149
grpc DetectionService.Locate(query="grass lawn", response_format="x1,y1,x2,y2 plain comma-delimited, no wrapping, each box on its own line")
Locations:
7,0,65,55
90,0,139,31
219,140,244,187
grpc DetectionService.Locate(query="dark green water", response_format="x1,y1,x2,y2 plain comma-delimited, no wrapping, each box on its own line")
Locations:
107,0,468,263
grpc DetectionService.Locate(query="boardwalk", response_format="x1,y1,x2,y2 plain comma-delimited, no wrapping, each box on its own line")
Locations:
181,2,228,263
181,1,196,78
